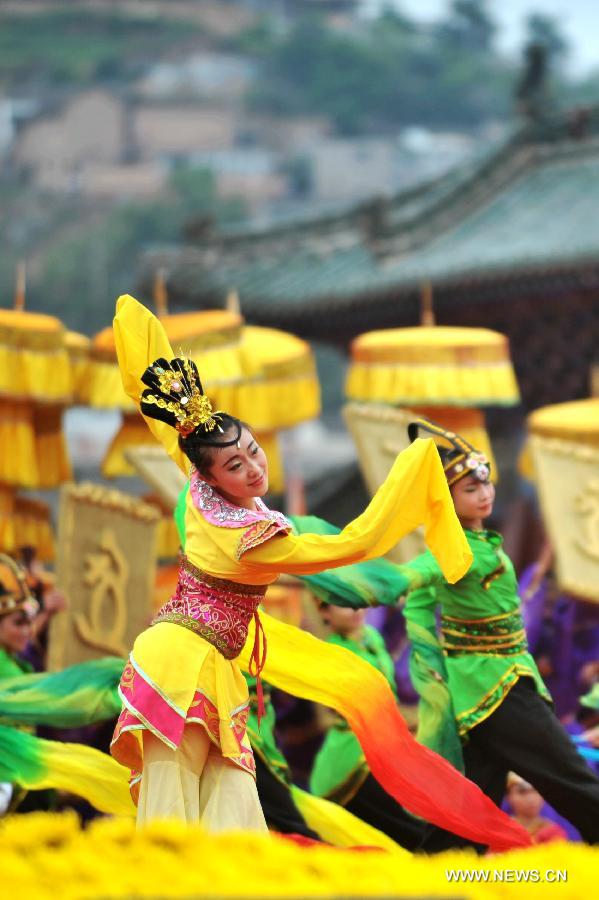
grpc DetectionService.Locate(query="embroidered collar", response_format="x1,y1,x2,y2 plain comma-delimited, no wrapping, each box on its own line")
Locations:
189,467,291,532
465,528,503,548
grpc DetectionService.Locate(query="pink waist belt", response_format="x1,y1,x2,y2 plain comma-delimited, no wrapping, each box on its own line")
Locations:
152,554,268,718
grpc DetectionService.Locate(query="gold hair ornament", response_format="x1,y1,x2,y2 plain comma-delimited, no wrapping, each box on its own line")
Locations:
145,359,222,437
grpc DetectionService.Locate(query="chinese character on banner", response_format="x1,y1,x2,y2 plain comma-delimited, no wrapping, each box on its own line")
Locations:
48,483,160,670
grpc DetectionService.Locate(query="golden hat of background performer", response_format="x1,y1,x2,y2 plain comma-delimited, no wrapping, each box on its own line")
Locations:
0,553,35,617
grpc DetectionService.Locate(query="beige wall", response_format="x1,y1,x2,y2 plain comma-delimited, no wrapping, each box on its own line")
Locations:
1,2,255,35
250,114,331,153
310,138,397,202
133,106,237,156
78,161,167,198
15,89,125,191
216,171,286,207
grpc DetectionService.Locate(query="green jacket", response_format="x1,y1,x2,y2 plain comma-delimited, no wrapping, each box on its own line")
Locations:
402,529,550,768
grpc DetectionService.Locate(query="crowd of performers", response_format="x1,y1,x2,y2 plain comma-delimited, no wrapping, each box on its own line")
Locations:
1,294,599,854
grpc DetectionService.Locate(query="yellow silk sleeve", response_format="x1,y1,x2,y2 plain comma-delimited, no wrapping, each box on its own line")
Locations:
113,294,187,474
242,438,472,585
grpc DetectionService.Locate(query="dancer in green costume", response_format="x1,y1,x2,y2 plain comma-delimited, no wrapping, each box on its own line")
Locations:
401,417,599,850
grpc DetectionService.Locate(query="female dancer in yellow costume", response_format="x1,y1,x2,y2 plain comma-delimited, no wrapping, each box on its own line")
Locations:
110,295,530,850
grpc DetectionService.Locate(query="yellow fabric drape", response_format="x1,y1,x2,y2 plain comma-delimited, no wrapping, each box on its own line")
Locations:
0,484,16,556
346,363,519,407
290,785,409,855
113,296,189,473
32,405,72,488
0,343,71,405
65,330,91,405
0,401,70,490
0,400,38,488
97,301,320,483
238,326,320,431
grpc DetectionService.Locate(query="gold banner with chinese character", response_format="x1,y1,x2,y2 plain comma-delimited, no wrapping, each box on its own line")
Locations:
529,434,599,603
48,483,160,670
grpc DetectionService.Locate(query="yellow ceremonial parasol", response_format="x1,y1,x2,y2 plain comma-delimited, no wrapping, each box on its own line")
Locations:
64,330,91,405
528,398,599,602
346,322,521,469
529,398,599,447
0,269,76,559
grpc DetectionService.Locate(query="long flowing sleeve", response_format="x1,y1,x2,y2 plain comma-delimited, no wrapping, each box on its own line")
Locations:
238,610,530,851
403,581,464,771
289,515,444,608
244,439,472,586
113,294,187,474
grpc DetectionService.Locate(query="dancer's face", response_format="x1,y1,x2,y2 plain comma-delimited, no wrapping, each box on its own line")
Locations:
321,604,366,639
451,475,495,529
204,426,269,505
507,781,544,819
0,609,32,654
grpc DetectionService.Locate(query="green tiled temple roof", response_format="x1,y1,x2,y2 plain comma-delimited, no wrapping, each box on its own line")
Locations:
141,109,599,333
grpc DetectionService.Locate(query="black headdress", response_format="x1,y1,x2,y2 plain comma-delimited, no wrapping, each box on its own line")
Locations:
408,416,491,486
140,357,241,447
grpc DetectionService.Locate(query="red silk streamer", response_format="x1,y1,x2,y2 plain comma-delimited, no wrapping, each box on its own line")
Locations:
248,611,268,725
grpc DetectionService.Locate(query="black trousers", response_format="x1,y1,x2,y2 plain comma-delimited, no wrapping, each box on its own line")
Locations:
345,773,425,851
254,754,321,840
420,678,599,852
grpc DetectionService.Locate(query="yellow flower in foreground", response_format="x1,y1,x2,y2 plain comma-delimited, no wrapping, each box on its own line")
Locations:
0,813,595,898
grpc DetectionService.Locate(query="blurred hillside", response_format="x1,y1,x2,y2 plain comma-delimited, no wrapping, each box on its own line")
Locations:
2,0,599,333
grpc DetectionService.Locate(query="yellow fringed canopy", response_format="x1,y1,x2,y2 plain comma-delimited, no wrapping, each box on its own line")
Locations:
0,308,73,491
65,331,91,405
0,485,15,558
0,400,72,490
238,326,320,431
0,308,71,404
0,309,78,560
345,325,521,483
521,397,599,482
346,326,520,407
529,398,599,445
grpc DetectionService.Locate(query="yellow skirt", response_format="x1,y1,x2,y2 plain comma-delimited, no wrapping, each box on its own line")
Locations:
111,623,255,802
